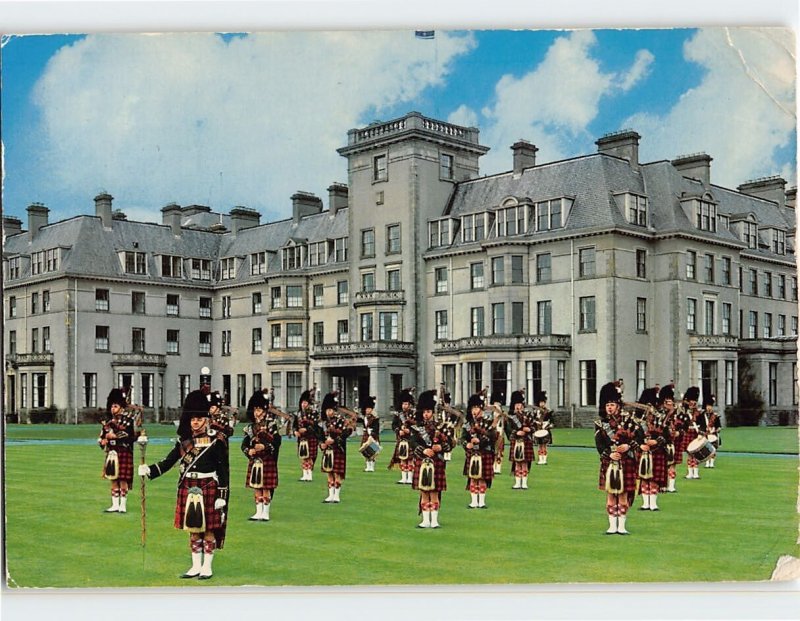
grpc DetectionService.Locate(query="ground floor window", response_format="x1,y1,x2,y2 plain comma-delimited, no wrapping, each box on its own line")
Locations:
579,360,596,406
526,361,542,404
491,361,510,405
83,373,97,408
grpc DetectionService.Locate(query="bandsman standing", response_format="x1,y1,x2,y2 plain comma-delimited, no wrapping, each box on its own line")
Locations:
699,395,721,469
533,390,553,465
294,390,321,482
388,390,416,484
358,395,381,472
461,393,497,509
681,386,702,479
506,390,534,490
98,388,137,513
241,391,281,521
320,392,354,503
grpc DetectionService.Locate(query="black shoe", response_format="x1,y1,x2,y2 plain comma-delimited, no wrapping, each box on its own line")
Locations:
639,507,649,511
197,574,213,580
180,572,199,579
479,505,488,509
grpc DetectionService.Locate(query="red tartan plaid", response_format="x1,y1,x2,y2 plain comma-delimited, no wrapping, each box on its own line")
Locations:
320,446,348,478
461,451,495,488
246,456,279,490
115,448,134,484
508,437,534,467
298,435,319,462
412,456,447,492
173,477,223,531
598,455,637,492
650,450,668,487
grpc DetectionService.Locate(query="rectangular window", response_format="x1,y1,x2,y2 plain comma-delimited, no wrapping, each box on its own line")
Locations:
772,229,786,255
794,364,799,406
251,252,267,275
361,272,375,293
8,296,16,318
442,365,456,396
252,373,262,393
627,194,647,226
271,324,281,349
140,373,154,408
95,289,110,312
199,297,212,319
42,326,51,353
743,221,758,248
557,360,566,407
636,297,647,332
535,199,563,231
580,360,597,406
435,310,448,340
313,284,324,307
749,269,758,296
435,267,448,294
287,372,303,413
337,280,349,305
161,255,183,278
20,374,27,409
686,251,697,280
725,361,735,406
42,290,50,312
31,292,38,314
361,313,374,341
124,251,147,275
132,327,146,353
386,269,401,291
167,329,180,354
704,300,715,335
778,275,786,299
222,295,232,318
271,286,282,309
778,314,786,337
31,251,43,276
764,272,773,298
467,362,483,396
313,322,324,346
379,312,398,340
166,293,180,317
252,328,262,353
636,360,647,398
696,200,717,232
7,257,20,280
492,303,505,335
793,317,798,336
537,300,552,335
45,249,58,272
95,326,109,352
687,298,697,332
440,153,454,179
511,256,524,284
31,328,39,353
722,303,732,335
748,311,757,339
8,331,16,355
282,246,303,271
386,224,401,254
199,331,212,355
793,278,798,301
636,249,647,278
83,373,97,408
361,228,375,258
511,302,524,335
252,292,262,314
496,206,527,236
271,372,282,407
337,319,349,343
470,307,485,337
286,285,303,308
470,262,485,290
768,363,778,406
491,256,505,285
579,247,595,277
287,323,303,348
132,291,146,315
722,257,732,286
191,259,212,280
704,254,715,283
32,373,47,408
764,313,772,338
373,154,387,181
579,296,596,331
307,241,328,267
220,257,236,280
491,362,511,405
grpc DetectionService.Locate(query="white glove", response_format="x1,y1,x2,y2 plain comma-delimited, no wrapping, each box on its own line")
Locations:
138,464,151,477
214,498,226,510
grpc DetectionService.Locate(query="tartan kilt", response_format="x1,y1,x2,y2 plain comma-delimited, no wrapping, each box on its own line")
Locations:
298,435,319,462
508,437,534,465
390,439,413,466
360,430,379,445
650,449,668,487
679,429,698,461
174,477,223,531
598,455,637,493
412,456,446,492
246,456,279,490
462,451,495,488
321,446,347,478
107,448,134,484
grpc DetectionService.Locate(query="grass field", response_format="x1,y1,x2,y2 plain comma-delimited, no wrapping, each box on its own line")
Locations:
4,424,799,588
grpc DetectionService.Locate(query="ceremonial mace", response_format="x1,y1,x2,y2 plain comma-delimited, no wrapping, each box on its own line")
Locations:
137,427,149,551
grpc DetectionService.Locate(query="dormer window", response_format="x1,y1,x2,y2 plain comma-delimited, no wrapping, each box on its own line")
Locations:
334,237,348,262
282,246,303,271
742,221,758,249
191,258,212,280
495,203,528,237
220,257,236,280
307,241,328,267
695,199,717,232
772,230,786,255
462,213,487,243
534,198,567,232
6,257,20,280
429,218,452,248
33,248,61,275
161,255,183,278
251,251,267,275
625,194,648,227
122,251,147,275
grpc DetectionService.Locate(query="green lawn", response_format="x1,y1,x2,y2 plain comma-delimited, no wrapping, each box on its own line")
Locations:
4,425,798,587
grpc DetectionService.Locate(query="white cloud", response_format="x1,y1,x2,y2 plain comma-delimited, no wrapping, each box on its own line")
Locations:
447,104,478,129
474,30,655,175
30,31,475,221
623,28,796,188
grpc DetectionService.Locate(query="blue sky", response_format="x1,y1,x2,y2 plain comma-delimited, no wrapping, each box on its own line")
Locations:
1,28,796,226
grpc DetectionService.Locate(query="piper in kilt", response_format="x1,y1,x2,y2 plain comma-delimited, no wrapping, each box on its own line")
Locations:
294,390,322,482
595,381,642,535
241,391,281,521
98,388,138,513
388,390,416,484
208,389,236,445
681,386,702,480
138,390,230,580
636,388,668,511
409,390,452,528
699,395,721,469
357,395,381,472
320,392,355,503
658,384,680,493
506,390,534,489
533,391,554,465
461,393,498,509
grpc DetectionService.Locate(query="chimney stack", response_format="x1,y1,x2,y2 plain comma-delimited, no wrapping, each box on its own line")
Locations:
511,140,538,177
738,176,787,209
161,203,183,236
328,183,349,215
596,130,640,170
27,203,49,240
291,192,323,224
94,192,114,228
3,216,23,238
785,187,796,210
229,207,261,235
671,153,713,185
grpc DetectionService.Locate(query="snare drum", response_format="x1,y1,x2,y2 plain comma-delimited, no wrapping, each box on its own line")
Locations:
686,436,716,463
707,433,719,449
359,439,381,460
533,429,550,445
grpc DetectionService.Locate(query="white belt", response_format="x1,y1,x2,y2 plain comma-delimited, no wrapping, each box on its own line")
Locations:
185,471,217,480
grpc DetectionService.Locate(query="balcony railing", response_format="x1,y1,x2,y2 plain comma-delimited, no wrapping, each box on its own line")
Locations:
111,353,167,367
353,289,406,307
345,112,481,147
688,335,739,350
433,334,571,354
6,352,55,367
312,341,415,359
